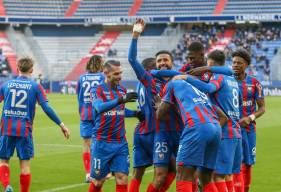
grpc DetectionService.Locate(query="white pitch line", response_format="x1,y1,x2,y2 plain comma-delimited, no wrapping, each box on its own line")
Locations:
38,169,154,192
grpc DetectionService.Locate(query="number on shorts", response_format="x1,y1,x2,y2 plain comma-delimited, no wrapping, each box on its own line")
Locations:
93,158,101,169
155,142,168,153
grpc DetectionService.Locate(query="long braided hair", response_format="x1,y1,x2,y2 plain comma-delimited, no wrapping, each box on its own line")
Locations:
86,55,103,73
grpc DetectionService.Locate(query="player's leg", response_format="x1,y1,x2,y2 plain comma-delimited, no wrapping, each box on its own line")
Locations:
213,139,238,192
176,165,195,192
175,127,206,192
244,131,256,192
0,136,15,190
230,138,242,192
130,133,153,192
19,160,31,192
89,179,106,192
147,132,171,191
234,134,245,192
159,133,179,192
201,123,221,192
130,167,146,192
17,135,34,192
242,131,255,192
80,120,93,182
0,159,10,190
89,140,114,192
111,142,130,192
115,173,129,192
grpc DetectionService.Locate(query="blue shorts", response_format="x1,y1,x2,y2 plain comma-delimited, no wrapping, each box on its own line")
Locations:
215,138,242,174
177,123,221,170
0,135,34,160
242,130,256,165
90,140,129,180
153,131,181,166
133,132,154,168
80,120,93,138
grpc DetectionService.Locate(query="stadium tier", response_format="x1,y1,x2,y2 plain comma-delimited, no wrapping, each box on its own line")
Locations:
3,0,71,17
137,0,218,16
223,0,281,15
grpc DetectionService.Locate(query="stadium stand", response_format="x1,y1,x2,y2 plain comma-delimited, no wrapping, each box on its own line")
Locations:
136,0,218,16
0,0,6,16
65,31,120,80
27,25,101,80
223,0,281,15
74,0,134,17
173,24,281,81
0,32,17,74
64,0,81,17
3,0,71,17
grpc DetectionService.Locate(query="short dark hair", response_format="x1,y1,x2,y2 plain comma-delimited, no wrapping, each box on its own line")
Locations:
142,57,156,71
86,55,103,72
17,57,34,73
103,60,121,71
207,50,225,66
232,48,251,65
188,41,204,53
155,50,173,62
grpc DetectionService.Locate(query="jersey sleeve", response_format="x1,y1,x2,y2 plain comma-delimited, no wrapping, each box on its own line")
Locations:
254,79,264,100
210,66,234,76
209,74,224,91
36,84,48,104
186,75,217,93
162,82,175,104
128,38,153,86
151,69,181,79
92,86,119,114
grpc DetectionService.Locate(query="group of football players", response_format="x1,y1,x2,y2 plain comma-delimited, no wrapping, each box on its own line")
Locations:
0,18,265,192
79,19,265,192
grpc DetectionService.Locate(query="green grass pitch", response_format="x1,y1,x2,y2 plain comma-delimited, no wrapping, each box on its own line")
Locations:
3,94,281,191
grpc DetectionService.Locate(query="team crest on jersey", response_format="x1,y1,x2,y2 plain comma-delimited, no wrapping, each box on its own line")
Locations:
158,153,165,160
247,85,253,93
94,169,101,176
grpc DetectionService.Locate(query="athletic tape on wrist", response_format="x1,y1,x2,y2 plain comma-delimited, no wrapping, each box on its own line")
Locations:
133,24,143,33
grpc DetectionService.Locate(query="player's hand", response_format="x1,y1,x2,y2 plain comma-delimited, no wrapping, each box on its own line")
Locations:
188,66,210,76
152,95,161,110
119,92,138,103
238,117,251,127
60,123,70,139
132,18,145,37
172,75,188,81
136,110,145,121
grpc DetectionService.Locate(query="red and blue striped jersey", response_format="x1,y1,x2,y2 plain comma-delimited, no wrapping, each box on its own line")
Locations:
91,82,127,142
77,72,104,121
237,75,264,132
156,78,184,132
162,80,219,129
0,76,47,137
135,79,157,134
209,74,241,139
